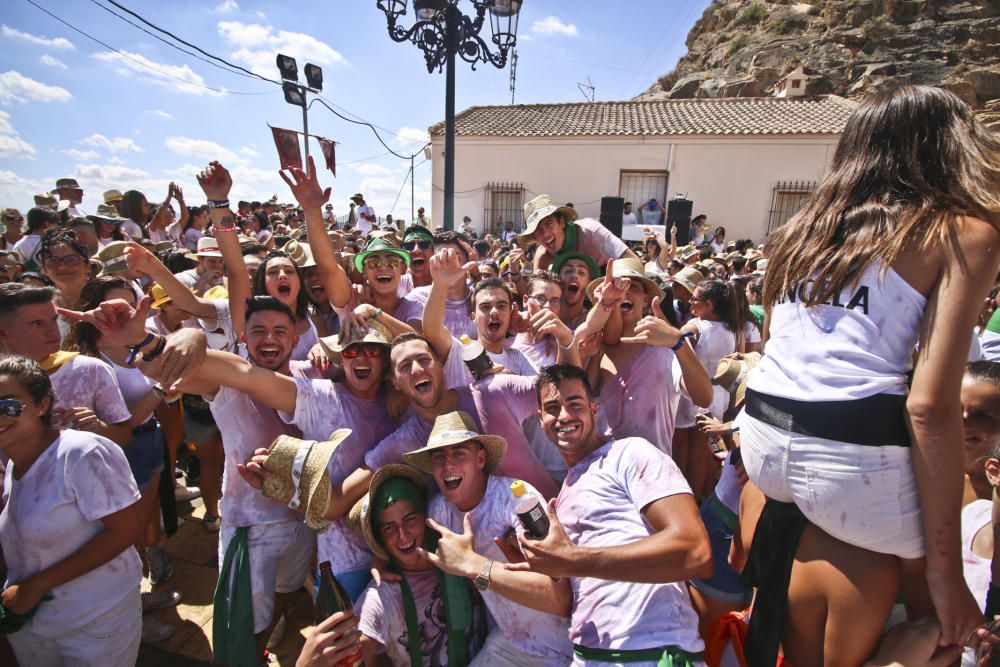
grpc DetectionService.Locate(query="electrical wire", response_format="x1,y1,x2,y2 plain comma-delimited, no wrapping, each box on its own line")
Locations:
22,0,275,95
309,97,429,160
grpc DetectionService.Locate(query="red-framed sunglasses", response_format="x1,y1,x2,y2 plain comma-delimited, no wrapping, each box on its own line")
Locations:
341,343,385,359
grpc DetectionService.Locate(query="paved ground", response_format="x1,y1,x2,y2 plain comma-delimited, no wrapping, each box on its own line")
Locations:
137,496,313,666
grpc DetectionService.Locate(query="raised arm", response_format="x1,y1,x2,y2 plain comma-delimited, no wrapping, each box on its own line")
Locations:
423,248,473,361
123,242,219,320
196,162,249,337
280,157,352,308
146,184,173,233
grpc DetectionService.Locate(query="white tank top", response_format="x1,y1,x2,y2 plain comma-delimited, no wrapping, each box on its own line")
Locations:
749,263,926,401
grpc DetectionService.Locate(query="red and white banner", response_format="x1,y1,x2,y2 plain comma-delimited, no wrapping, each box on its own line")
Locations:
271,126,303,170
318,137,336,176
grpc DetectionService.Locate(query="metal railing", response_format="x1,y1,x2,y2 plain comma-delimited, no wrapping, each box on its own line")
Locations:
483,182,525,237
766,180,816,235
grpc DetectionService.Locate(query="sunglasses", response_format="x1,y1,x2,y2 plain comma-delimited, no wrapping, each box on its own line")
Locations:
42,255,85,269
341,343,385,359
364,257,403,271
402,239,432,252
3,216,23,222
0,398,25,418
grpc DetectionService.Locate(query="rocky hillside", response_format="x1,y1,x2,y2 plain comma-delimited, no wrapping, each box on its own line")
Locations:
635,0,1000,108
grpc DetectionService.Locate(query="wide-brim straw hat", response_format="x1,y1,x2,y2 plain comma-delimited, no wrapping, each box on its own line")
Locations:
194,236,223,258
153,241,175,254
404,411,506,475
87,204,126,222
262,430,352,531
714,352,761,407
103,189,123,204
348,463,428,561
585,257,665,304
753,258,769,274
54,177,82,192
317,318,393,364
354,237,411,273
669,266,704,294
521,194,578,237
282,239,316,268
97,241,130,275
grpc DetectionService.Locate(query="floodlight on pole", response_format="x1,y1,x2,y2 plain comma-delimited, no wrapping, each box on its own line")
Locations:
304,64,324,92
276,53,298,81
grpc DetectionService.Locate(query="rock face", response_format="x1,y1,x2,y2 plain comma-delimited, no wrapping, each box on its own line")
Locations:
634,0,1000,107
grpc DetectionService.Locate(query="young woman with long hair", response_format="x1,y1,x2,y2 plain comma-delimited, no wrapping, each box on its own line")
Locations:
728,274,762,353
0,355,144,665
739,85,1000,665
181,205,210,253
671,279,740,498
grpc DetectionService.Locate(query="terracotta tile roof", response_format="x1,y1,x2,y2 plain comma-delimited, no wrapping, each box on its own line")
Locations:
428,96,858,137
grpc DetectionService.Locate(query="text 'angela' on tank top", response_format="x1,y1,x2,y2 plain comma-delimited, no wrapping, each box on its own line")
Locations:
748,262,926,402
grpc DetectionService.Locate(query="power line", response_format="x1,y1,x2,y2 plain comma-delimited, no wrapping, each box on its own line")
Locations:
23,0,275,95
309,97,428,161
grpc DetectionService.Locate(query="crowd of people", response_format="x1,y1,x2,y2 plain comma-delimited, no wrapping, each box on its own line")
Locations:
0,83,999,667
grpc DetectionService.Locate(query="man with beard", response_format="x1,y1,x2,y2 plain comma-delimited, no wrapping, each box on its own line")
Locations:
406,412,574,666
508,364,711,666
554,254,598,330
523,195,636,272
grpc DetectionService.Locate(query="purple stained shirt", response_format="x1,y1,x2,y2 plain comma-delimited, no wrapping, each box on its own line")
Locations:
599,345,681,456
401,285,478,341
571,218,629,267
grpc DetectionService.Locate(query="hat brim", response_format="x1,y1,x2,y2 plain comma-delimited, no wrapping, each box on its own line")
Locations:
354,247,411,273
669,275,700,294
351,463,428,562
262,430,353,531
522,204,578,237
585,271,666,305
194,250,223,258
404,434,507,476
317,322,392,364
151,296,172,309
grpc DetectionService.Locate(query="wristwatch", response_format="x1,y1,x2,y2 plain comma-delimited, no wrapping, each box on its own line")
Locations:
474,559,494,592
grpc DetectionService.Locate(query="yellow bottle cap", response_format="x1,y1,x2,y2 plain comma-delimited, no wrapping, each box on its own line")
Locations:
510,480,526,497
459,334,472,345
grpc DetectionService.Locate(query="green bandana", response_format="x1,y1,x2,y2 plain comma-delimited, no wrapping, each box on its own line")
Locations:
371,478,426,527
403,226,435,244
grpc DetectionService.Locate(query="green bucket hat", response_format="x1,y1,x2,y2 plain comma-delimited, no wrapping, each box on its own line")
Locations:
354,236,411,273
553,251,601,281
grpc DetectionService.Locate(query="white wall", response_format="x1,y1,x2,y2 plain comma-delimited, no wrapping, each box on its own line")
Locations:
430,134,837,242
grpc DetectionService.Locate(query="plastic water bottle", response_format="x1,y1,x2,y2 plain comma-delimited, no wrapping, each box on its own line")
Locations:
459,333,493,380
511,480,549,539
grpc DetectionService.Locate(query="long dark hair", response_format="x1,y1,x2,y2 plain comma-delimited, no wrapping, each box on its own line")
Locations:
0,354,54,426
252,251,308,320
73,275,134,356
697,279,742,340
728,276,759,341
119,190,148,225
764,85,1000,308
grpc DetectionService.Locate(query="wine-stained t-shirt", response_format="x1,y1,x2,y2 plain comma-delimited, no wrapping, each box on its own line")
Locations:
557,437,703,654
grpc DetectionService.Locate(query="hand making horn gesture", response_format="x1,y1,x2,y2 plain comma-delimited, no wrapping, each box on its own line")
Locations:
620,296,685,348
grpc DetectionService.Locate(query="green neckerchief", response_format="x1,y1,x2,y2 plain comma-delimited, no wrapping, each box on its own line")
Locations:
213,525,256,666
560,220,579,255
572,644,703,666
0,593,52,634
392,531,475,667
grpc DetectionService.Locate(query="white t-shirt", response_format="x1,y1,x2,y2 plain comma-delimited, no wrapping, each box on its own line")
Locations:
357,204,375,236
356,566,486,666
49,355,132,426
962,499,992,614
557,437,702,654
743,320,762,347
0,430,142,637
148,221,180,246
641,208,663,227
443,336,535,389
120,219,143,240
209,383,302,528
282,378,395,573
13,233,42,265
428,476,572,664
622,212,638,226
710,240,726,255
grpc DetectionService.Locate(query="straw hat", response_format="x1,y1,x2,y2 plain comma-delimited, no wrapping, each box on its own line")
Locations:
714,352,761,407
354,236,411,273
670,266,704,294
103,189,123,204
97,241,130,275
521,194,578,237
584,257,665,303
316,318,393,364
202,284,229,301
194,236,223,258
87,204,127,223
404,411,507,474
348,463,428,561
54,177,82,192
753,258,769,274
153,241,175,254
150,283,172,309
282,239,316,268
262,430,353,531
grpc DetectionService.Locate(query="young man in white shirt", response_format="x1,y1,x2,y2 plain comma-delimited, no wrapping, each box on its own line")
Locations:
621,201,638,227
351,193,376,237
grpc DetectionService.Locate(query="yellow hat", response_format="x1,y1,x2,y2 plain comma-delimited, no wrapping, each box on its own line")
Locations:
150,283,171,309
202,284,229,301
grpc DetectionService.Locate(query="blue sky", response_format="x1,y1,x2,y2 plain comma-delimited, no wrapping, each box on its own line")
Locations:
0,0,709,222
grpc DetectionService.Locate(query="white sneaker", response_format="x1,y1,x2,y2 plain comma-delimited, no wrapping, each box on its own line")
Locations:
266,613,286,651
141,616,174,644
174,480,201,502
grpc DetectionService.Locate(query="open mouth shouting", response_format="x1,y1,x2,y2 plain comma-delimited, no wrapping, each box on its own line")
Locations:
396,538,418,554
353,362,372,380
256,343,283,363
442,473,463,491
619,299,634,313
412,375,434,396
411,257,426,270
486,317,503,334
566,283,580,295
374,272,394,286
276,283,292,297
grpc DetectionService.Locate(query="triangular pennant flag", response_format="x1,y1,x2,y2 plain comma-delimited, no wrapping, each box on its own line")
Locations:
271,126,303,170
318,137,336,177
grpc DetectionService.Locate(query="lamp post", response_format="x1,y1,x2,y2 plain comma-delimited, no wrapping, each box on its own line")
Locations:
377,0,522,231
277,54,324,175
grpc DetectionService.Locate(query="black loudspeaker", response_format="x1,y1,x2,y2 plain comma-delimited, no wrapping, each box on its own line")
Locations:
599,196,624,238
667,198,693,219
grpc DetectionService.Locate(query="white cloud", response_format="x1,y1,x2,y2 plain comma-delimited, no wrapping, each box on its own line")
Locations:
0,109,38,160
92,51,225,96
71,163,174,202
0,169,45,205
216,0,239,11
239,145,260,158
0,71,72,104
531,16,578,37
39,55,67,70
145,109,173,119
60,148,100,161
167,162,286,202
82,133,144,153
254,10,267,20
349,163,394,178
165,136,244,164
217,21,348,76
393,126,429,148
1,25,74,50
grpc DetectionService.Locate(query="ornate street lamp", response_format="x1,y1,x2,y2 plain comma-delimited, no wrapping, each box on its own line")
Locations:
377,0,522,230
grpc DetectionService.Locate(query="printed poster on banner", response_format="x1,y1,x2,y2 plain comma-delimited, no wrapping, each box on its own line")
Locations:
271,126,303,170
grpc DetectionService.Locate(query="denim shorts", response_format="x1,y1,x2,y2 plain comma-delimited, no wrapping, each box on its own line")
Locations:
690,494,753,605
737,411,924,559
124,422,166,492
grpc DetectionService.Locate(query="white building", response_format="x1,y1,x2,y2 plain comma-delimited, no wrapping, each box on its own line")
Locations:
428,95,856,242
